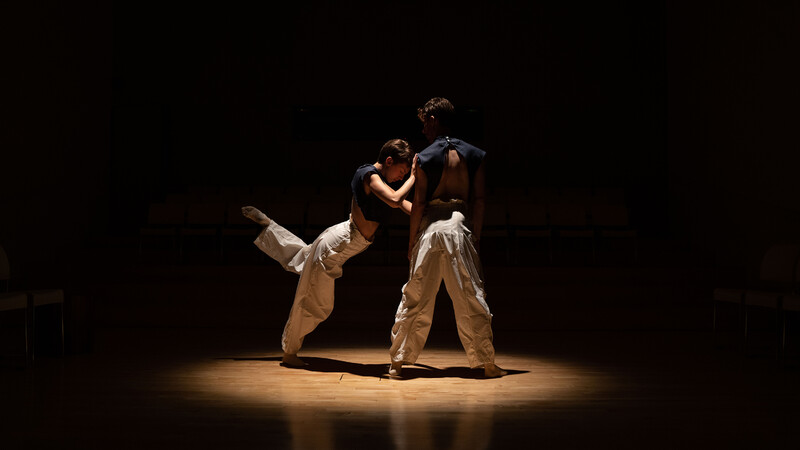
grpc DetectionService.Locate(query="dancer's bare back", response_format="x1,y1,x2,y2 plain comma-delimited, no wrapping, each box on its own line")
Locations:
431,148,470,201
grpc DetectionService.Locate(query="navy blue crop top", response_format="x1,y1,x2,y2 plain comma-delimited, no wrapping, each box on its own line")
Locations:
351,164,394,223
417,136,486,201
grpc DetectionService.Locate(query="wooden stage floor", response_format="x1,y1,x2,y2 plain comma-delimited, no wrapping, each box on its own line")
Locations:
2,326,799,449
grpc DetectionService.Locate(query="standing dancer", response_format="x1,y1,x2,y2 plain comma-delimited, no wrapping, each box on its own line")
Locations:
389,98,506,378
243,139,416,367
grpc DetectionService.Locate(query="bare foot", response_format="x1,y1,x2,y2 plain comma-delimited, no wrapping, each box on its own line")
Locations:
242,206,270,226
281,353,307,367
388,361,403,378
484,363,507,378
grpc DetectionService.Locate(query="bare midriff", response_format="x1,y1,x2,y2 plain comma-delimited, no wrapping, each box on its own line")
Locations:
350,197,379,242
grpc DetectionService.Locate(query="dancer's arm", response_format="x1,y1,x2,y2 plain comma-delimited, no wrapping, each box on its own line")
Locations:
408,168,427,260
470,160,486,245
368,155,418,214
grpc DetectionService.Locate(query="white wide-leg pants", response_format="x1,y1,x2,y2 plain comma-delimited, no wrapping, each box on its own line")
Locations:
254,217,371,354
390,200,496,368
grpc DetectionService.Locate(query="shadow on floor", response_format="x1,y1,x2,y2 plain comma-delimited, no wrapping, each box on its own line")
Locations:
222,356,528,379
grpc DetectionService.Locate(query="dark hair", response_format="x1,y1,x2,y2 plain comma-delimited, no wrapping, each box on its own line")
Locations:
377,139,413,165
416,97,455,128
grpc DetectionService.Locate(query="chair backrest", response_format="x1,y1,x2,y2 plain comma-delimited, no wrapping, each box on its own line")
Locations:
186,203,226,226
484,202,509,228
591,187,626,205
507,203,546,228
591,205,630,227
147,203,186,226
759,244,800,286
548,204,588,227
557,188,592,206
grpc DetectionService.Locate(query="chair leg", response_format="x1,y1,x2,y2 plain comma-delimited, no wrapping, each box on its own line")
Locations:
742,306,749,357
780,313,787,368
30,301,36,364
775,307,781,363
59,302,65,356
712,300,718,347
25,304,32,368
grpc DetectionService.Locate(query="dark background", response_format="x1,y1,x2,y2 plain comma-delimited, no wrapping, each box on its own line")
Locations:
3,4,799,447
2,0,798,289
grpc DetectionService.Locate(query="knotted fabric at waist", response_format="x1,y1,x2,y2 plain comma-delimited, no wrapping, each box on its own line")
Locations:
423,199,469,223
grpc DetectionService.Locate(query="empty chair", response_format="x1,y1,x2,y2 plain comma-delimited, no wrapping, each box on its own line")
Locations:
742,244,800,358
591,187,626,205
548,204,592,265
181,203,226,263
0,291,31,366
482,201,510,240
488,186,526,205
1,244,63,363
590,204,637,264
713,244,800,357
548,203,589,228
556,187,592,206
527,187,557,205
139,202,186,260
780,294,800,365
507,201,550,265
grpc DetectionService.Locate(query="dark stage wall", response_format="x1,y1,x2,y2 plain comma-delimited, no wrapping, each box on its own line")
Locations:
2,1,798,282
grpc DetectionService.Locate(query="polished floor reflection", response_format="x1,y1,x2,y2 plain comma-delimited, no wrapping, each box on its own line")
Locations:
2,327,799,449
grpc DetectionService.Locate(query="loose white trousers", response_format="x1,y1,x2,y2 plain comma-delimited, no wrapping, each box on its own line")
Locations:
390,200,496,368
254,217,371,354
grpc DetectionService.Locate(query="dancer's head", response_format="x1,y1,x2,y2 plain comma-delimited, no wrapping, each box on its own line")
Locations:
417,97,455,143
377,138,413,183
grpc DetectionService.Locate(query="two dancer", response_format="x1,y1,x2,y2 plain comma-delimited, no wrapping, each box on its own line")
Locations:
243,139,416,367
245,98,504,378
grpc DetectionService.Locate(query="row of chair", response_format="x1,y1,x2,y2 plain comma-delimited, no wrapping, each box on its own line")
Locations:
160,185,628,208
138,197,637,265
713,244,800,365
0,244,65,367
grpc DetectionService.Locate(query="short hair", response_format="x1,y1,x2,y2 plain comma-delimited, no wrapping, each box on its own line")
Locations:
417,97,455,128
378,139,413,165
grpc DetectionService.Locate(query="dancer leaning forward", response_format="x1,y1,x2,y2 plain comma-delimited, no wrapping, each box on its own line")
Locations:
242,139,416,367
